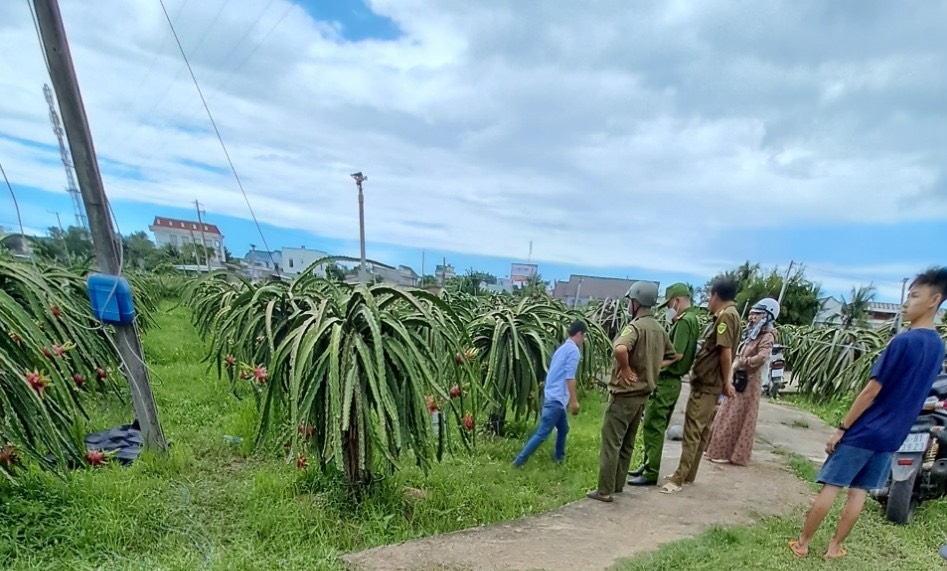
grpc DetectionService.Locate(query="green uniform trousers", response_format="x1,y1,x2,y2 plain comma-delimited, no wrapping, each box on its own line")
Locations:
597,393,648,496
639,375,683,482
668,387,719,487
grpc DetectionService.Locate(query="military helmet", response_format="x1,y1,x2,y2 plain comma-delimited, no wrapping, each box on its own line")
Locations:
624,281,659,307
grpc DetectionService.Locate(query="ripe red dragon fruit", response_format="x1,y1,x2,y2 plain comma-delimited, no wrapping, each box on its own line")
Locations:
425,395,438,413
298,423,315,438
449,385,461,399
52,344,66,358
25,369,49,398
296,454,308,470
253,365,268,384
73,373,85,388
463,413,475,432
224,355,236,368
85,449,107,466
0,443,19,468
454,352,464,365
96,367,107,380
50,305,62,319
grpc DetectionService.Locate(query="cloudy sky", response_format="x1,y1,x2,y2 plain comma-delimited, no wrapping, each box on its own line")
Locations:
2,0,945,301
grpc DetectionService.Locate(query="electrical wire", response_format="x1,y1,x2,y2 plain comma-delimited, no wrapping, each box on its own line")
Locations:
157,0,279,274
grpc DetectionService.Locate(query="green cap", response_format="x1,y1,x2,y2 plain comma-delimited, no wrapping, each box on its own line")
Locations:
658,283,691,309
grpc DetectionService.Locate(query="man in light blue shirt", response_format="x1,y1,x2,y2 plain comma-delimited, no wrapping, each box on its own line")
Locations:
514,321,587,467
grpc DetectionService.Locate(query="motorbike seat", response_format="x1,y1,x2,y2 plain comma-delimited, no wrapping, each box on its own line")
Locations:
931,375,947,400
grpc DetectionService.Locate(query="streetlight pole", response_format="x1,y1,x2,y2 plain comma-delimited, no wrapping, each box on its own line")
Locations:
777,260,795,306
350,172,368,284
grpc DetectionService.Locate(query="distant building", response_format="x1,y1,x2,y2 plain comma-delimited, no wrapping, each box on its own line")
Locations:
552,275,660,307
813,296,945,328
435,264,456,284
243,247,282,279
282,246,329,278
371,263,420,287
149,216,225,265
484,277,514,294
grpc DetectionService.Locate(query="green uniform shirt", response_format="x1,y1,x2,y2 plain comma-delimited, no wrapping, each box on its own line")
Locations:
690,303,742,393
663,306,701,378
609,313,677,397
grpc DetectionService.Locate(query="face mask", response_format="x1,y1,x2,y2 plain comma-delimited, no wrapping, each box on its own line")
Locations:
665,307,676,324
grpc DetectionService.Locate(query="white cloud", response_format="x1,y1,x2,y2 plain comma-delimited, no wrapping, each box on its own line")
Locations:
1,0,945,298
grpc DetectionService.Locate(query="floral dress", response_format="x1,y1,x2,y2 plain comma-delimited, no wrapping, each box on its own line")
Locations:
704,329,775,466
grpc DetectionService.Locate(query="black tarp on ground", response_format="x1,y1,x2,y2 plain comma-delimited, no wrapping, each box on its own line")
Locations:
84,422,142,466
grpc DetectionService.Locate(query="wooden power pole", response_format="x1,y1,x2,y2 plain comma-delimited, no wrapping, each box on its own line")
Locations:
32,0,167,451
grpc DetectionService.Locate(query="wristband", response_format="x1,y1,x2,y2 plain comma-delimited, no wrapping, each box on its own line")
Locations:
838,423,849,432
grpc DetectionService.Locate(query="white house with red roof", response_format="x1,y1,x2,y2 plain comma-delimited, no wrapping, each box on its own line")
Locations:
148,216,225,266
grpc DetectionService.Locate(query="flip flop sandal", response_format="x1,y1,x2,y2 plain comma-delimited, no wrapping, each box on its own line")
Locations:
788,540,808,559
659,482,683,494
823,547,847,560
586,491,613,503
709,459,731,464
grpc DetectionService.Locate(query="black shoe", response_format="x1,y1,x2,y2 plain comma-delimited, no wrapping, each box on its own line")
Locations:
628,466,645,478
627,475,657,487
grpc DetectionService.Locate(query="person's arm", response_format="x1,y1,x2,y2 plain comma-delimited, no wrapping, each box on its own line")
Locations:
716,313,740,397
565,347,580,414
742,333,774,369
825,337,904,454
661,331,681,368
614,325,639,383
825,380,883,454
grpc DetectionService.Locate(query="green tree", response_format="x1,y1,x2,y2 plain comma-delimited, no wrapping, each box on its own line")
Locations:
839,285,876,329
514,273,549,298
122,231,157,270
705,262,822,326
419,274,438,286
324,262,346,282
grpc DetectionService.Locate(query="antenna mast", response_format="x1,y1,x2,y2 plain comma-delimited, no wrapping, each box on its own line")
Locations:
44,83,88,229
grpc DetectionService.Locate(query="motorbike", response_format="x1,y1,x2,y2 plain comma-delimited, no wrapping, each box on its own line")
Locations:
870,374,947,524
763,343,786,399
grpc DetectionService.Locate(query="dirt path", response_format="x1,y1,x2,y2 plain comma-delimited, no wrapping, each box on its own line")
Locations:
345,386,832,571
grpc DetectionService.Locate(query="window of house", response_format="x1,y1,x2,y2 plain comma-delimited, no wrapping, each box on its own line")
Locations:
170,235,178,245
288,259,294,268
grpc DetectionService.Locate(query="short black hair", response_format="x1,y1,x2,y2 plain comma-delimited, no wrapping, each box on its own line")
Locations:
709,276,739,302
568,320,588,337
911,266,947,307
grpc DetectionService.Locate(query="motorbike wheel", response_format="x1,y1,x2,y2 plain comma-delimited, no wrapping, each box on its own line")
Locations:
885,471,919,525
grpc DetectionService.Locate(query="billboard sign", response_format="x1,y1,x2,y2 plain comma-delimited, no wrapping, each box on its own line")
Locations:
510,263,538,286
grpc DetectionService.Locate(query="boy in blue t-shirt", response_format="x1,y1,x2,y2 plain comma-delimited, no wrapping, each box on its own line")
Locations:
790,267,947,560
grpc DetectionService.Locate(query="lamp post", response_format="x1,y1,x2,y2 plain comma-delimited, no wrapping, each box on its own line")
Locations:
351,172,368,284
895,277,908,331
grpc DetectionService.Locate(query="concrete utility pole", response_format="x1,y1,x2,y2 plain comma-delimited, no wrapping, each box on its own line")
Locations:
895,277,909,331
194,199,208,272
350,172,368,284
47,209,70,260
32,0,167,452
777,260,795,305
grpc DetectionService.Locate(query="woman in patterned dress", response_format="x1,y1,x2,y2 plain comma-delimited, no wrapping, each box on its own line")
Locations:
705,298,780,466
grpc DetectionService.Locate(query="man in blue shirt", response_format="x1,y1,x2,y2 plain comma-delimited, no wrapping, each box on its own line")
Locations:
513,321,587,467
790,267,947,560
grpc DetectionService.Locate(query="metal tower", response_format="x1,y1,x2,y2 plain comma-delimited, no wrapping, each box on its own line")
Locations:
43,83,87,229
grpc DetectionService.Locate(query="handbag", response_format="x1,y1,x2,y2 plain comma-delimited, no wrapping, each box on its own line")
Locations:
732,369,748,393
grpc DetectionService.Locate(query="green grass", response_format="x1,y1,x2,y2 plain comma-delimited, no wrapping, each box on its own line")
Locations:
782,392,856,427
0,304,617,571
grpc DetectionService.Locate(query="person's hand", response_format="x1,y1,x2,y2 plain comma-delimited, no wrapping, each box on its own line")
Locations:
569,400,580,416
723,382,735,398
825,430,844,455
620,367,637,385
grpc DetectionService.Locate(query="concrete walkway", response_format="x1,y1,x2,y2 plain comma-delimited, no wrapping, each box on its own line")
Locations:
345,385,832,571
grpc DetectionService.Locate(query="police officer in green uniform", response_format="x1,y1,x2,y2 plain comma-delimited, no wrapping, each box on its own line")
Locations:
627,283,700,486
587,281,678,503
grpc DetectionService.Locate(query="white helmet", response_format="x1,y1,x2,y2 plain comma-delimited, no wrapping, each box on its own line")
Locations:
751,297,780,321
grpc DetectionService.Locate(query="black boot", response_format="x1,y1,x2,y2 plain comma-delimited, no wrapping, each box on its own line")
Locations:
628,465,645,478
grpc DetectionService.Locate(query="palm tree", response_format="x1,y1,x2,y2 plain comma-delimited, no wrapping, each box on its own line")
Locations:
840,285,876,329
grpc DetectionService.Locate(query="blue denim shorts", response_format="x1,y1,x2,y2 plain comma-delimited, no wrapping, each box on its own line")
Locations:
816,443,892,490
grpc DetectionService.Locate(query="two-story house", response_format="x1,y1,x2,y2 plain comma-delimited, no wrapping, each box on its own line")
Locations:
148,216,225,265
282,246,329,278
